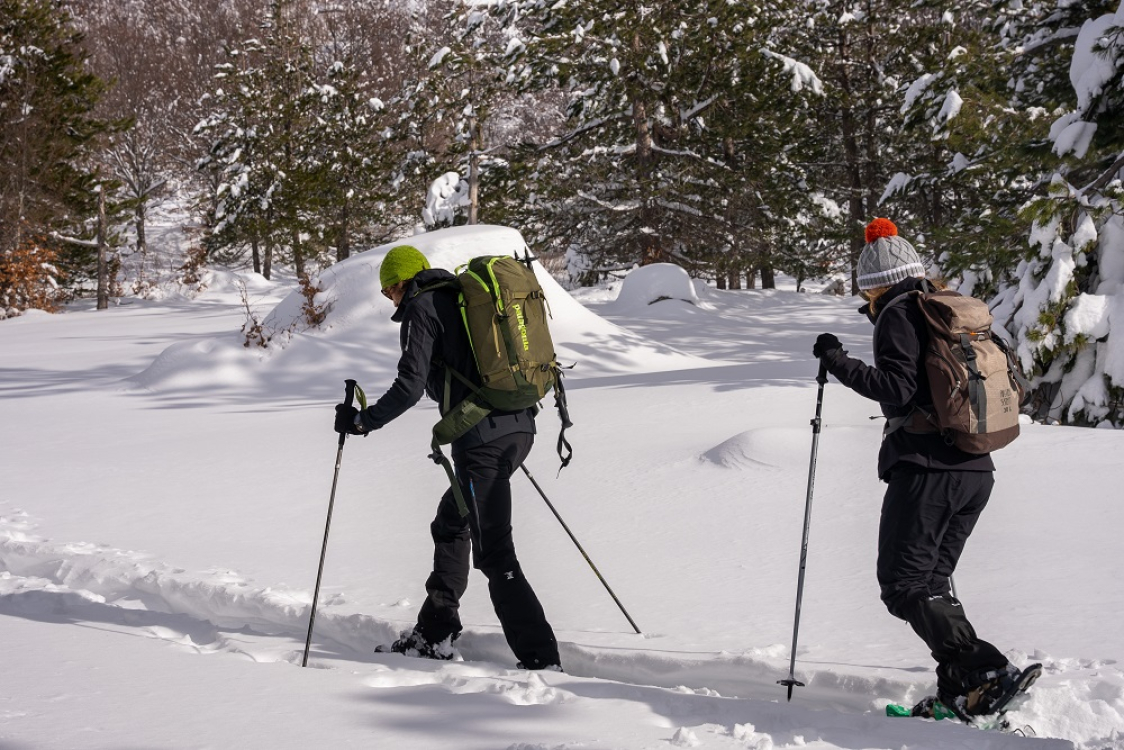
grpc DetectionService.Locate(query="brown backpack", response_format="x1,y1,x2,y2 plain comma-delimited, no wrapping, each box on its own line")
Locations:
889,284,1029,453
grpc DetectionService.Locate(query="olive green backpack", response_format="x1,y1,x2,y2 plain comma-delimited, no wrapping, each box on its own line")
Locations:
423,254,572,514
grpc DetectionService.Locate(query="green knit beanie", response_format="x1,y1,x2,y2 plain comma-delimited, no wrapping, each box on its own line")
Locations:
379,245,430,288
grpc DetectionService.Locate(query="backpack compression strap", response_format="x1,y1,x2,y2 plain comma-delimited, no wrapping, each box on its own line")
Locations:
429,365,492,518
554,372,573,470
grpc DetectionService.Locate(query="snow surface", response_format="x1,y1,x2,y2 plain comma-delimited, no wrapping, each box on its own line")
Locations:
2,224,1122,749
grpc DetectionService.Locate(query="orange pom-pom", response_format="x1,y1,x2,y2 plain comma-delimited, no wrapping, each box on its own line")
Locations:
865,218,898,244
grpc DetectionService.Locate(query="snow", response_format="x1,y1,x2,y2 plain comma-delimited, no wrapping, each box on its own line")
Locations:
761,50,824,95
1050,113,1098,158
1069,13,1120,115
3,224,1123,749
422,172,470,229
602,262,701,312
937,89,964,127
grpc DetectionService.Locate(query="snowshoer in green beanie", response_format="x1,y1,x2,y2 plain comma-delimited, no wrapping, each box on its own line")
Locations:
333,244,561,671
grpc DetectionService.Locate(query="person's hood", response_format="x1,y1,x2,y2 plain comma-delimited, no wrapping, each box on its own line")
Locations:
391,268,457,322
858,276,929,324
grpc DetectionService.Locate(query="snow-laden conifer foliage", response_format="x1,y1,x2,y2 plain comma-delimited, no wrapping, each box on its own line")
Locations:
0,0,115,314
475,0,818,285
6,0,1124,424
988,2,1124,426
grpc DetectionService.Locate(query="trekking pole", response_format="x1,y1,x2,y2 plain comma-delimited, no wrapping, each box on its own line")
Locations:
778,361,828,701
302,379,360,667
520,464,642,635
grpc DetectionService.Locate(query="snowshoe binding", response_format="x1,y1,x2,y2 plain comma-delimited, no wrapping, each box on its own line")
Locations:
374,629,460,661
887,662,1042,735
939,662,1043,723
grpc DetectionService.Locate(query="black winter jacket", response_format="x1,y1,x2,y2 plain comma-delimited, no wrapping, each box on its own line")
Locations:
823,276,994,481
358,268,535,450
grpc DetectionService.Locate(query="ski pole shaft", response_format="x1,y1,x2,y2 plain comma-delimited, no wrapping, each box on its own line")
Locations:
779,361,828,700
520,464,642,635
302,379,357,667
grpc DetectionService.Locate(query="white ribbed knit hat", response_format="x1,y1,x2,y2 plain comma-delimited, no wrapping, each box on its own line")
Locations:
855,218,926,291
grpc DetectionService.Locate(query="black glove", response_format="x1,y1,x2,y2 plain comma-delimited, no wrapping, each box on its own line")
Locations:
812,333,843,360
333,404,364,435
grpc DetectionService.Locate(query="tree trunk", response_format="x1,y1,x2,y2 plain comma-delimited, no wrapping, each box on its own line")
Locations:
336,197,351,262
838,27,866,294
252,238,262,275
716,274,727,290
746,268,756,289
263,241,273,281
292,227,305,280
96,187,109,310
728,270,741,290
134,202,147,257
759,263,776,289
468,116,480,225
632,32,663,266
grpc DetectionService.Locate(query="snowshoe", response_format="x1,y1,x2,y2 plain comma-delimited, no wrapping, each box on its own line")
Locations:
516,660,564,672
939,662,1042,722
887,662,1043,733
374,629,459,661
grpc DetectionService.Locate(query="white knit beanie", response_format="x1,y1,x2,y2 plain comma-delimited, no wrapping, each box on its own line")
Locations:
855,219,926,291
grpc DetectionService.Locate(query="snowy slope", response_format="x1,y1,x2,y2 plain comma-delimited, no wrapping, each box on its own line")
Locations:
1,225,1121,749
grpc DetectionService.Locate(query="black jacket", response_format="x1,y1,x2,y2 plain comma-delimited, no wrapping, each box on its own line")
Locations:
358,268,535,450
824,276,994,480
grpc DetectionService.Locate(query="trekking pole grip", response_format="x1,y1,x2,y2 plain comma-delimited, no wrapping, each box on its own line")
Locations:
816,360,828,386
340,379,357,448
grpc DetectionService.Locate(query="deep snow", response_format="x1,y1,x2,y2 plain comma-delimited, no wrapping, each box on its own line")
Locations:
1,225,1121,749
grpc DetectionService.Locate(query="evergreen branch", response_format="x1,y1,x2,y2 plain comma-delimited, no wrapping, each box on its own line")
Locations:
538,114,627,151
1083,151,1124,194
49,232,98,248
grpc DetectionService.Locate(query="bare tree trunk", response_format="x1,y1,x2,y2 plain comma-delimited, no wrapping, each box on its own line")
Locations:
336,197,350,262
632,32,662,266
746,269,756,289
251,238,262,275
292,227,305,279
838,27,865,294
759,263,776,289
96,187,109,310
716,273,727,290
134,202,147,257
728,270,741,290
468,116,480,225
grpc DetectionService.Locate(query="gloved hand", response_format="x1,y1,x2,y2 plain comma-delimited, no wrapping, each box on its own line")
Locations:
812,333,843,360
333,403,365,435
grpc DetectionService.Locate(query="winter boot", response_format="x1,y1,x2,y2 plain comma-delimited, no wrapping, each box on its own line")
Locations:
516,659,563,672
376,629,459,661
938,663,1040,720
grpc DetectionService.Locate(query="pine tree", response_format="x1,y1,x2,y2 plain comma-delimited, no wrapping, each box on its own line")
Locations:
987,0,1124,426
773,0,942,292
0,0,115,312
196,0,321,280
478,0,812,283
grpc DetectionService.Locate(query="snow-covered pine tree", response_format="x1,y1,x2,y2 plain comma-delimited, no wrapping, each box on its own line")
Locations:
774,0,946,292
303,2,410,259
196,0,321,280
484,0,803,282
989,0,1124,426
885,2,1024,294
0,0,116,313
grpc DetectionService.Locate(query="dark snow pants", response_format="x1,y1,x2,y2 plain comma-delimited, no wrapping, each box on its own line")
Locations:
877,467,1008,695
415,432,560,668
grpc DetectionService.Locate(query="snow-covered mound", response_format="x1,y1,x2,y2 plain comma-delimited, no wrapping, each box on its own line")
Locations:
606,263,701,311
128,226,713,401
